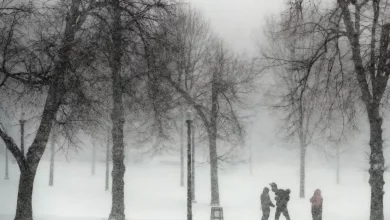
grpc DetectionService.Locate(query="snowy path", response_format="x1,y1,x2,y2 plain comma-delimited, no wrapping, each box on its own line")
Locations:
0,159,387,220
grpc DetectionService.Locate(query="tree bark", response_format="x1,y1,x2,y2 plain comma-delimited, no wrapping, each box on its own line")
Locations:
49,137,55,187
339,3,387,219
106,131,110,191
14,170,35,220
108,0,126,219
299,143,306,198
0,1,89,219
209,69,220,206
367,106,385,220
208,131,219,206
19,120,25,157
5,145,9,180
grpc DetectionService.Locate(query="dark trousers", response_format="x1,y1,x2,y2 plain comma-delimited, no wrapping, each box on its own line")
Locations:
311,206,322,220
262,208,270,220
275,206,290,220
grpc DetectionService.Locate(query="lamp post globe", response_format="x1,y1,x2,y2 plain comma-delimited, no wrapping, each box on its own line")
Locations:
185,110,193,122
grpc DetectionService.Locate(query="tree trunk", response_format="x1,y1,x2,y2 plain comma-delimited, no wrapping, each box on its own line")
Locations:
209,69,220,206
11,80,64,220
20,120,25,157
299,143,306,198
180,109,184,187
367,106,385,220
14,170,35,220
248,124,253,175
49,138,55,187
5,146,9,180
92,140,96,176
336,145,340,185
108,0,125,219
208,131,220,206
0,1,85,220
298,81,306,198
106,132,110,191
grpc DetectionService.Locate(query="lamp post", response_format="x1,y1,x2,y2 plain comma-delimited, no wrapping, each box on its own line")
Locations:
180,109,185,187
185,110,193,220
191,122,196,203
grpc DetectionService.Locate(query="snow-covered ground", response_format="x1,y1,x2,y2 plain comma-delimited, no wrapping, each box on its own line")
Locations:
0,157,387,220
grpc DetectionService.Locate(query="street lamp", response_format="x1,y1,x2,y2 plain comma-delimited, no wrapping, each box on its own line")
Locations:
185,110,193,220
191,121,196,203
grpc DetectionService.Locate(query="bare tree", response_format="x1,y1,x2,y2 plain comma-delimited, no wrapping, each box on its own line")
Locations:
262,0,390,219
87,1,175,219
0,1,104,219
154,5,259,205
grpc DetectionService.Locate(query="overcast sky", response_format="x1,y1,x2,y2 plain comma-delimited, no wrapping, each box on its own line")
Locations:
187,0,284,147
186,0,372,164
190,0,284,55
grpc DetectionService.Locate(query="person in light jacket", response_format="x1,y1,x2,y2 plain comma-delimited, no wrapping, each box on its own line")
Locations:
310,189,323,220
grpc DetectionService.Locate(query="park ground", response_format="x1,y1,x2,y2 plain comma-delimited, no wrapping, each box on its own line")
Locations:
0,155,388,220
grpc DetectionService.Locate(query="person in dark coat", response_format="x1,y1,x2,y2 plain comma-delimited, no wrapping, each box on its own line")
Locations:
310,189,323,220
269,182,291,220
261,187,275,220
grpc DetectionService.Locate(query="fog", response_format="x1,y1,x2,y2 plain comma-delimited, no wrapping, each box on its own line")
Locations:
1,0,390,220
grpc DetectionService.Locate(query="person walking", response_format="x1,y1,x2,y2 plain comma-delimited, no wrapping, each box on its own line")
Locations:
269,182,291,220
310,189,323,220
261,187,275,220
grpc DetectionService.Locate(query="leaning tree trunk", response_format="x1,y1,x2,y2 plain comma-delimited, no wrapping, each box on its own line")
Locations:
4,146,9,180
0,1,85,219
108,0,126,219
11,78,64,220
209,70,220,206
8,79,64,220
367,105,385,220
49,136,56,187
